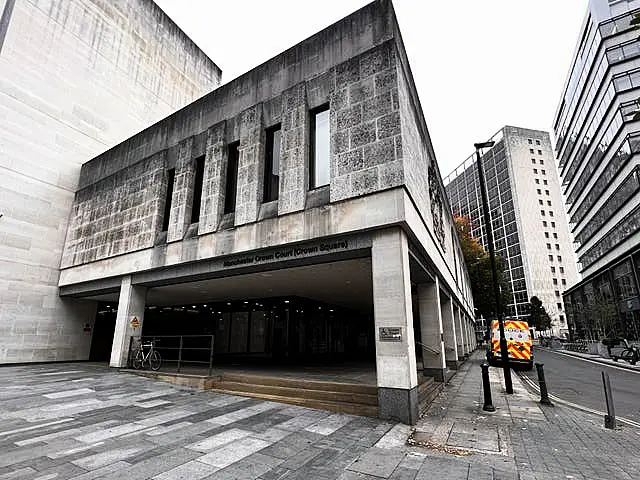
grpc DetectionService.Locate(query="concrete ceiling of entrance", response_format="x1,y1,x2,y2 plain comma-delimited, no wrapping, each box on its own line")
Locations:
144,258,374,312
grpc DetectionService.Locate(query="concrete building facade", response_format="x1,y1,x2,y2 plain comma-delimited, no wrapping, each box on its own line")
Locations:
554,0,640,340
58,1,475,424
0,0,221,363
445,126,580,334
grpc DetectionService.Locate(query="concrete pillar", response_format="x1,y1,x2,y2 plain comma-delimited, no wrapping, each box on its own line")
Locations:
455,306,466,358
441,295,459,370
110,276,147,368
418,278,446,382
467,316,475,351
372,229,418,425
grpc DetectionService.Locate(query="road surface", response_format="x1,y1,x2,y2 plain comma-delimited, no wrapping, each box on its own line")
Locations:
520,348,640,423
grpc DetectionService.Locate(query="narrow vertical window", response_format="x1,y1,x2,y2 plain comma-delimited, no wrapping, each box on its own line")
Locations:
310,106,330,189
162,169,175,232
263,126,281,202
191,156,205,223
224,142,239,214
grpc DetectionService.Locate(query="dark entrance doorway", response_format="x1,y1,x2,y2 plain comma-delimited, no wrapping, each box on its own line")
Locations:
141,296,374,364
89,303,117,361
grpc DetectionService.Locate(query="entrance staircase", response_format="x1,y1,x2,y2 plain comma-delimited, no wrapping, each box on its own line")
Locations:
418,375,443,414
209,372,379,417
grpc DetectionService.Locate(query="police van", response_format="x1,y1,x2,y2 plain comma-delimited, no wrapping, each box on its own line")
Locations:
486,319,533,371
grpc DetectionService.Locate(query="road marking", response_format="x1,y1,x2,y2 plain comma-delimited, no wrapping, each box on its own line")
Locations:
541,348,640,374
517,373,640,429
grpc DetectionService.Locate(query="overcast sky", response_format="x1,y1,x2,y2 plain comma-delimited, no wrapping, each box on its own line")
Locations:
154,0,586,176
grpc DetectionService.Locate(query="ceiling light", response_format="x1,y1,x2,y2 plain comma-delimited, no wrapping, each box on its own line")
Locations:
284,300,290,304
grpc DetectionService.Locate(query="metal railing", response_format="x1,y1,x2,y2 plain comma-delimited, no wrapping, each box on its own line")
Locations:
128,335,214,376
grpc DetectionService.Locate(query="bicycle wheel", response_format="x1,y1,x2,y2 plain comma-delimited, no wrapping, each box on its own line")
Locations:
149,350,162,371
131,349,143,369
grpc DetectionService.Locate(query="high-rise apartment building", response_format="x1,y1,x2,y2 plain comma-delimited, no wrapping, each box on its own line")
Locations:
554,0,640,339
0,0,221,363
445,126,580,334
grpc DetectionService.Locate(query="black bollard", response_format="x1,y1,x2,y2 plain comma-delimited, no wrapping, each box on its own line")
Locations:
535,362,553,406
602,371,616,430
481,363,496,412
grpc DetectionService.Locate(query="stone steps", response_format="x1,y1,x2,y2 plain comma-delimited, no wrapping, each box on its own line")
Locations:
418,375,442,413
209,372,378,417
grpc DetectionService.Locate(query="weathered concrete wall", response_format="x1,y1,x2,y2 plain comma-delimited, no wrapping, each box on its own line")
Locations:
62,39,408,269
0,0,220,363
59,0,476,336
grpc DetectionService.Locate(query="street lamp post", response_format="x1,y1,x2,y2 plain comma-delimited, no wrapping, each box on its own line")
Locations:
474,141,513,394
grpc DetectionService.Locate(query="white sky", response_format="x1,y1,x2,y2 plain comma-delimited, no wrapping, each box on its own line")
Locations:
154,0,586,176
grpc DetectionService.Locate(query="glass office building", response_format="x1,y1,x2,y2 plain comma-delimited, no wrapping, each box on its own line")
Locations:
554,0,640,340
445,126,580,335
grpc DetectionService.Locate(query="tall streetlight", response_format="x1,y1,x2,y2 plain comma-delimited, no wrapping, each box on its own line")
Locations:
474,141,513,394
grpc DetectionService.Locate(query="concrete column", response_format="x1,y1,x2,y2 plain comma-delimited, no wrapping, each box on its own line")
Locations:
466,316,474,351
418,278,446,382
110,276,147,368
167,137,195,242
455,306,466,358
372,229,418,425
441,295,459,370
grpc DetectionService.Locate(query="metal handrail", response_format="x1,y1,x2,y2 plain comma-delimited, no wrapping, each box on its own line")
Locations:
416,341,441,356
128,334,214,375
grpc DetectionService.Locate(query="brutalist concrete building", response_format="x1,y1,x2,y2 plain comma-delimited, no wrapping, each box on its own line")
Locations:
554,0,640,339
445,126,580,335
58,0,475,424
0,0,220,363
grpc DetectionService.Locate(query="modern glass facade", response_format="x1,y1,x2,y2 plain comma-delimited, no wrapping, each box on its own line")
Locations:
446,126,580,333
554,1,640,338
445,135,530,319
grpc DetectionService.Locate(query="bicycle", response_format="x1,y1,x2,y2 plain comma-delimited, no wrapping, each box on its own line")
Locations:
611,339,639,365
131,338,162,371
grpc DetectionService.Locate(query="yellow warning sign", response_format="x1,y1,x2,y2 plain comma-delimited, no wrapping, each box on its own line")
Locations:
130,316,140,329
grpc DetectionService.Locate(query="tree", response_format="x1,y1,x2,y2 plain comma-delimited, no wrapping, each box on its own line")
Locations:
454,216,512,322
528,296,551,333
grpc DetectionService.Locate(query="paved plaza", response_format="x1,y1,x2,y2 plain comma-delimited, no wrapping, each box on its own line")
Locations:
0,354,639,479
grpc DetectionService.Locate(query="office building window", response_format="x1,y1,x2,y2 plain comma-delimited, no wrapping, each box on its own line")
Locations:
543,179,548,185
532,158,536,164
536,139,541,145
553,278,558,285
535,178,540,184
549,255,554,261
537,189,542,194
190,156,205,224
545,190,550,195
555,290,561,296
162,169,175,232
263,126,281,202
551,266,556,273
547,243,552,249
539,199,544,205
559,266,564,273
558,303,563,310
541,169,546,175
310,106,330,189
555,244,560,250
551,221,556,228
538,149,542,155
528,139,533,144
533,168,538,174
553,233,558,239
543,221,547,227
549,211,554,217
540,159,544,165
562,279,567,286
225,142,240,214
557,255,562,262
545,232,550,238
530,148,534,154
547,200,552,206
541,210,545,216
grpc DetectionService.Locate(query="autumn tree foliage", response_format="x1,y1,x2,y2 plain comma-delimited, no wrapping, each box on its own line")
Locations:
454,216,511,321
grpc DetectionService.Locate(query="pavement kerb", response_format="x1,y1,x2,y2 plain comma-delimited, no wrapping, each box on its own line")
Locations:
537,346,640,372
